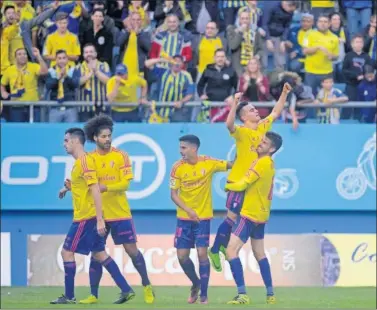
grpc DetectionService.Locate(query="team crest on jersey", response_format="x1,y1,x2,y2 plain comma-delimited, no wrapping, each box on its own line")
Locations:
109,161,115,168
102,163,106,168
201,169,206,176
183,173,188,179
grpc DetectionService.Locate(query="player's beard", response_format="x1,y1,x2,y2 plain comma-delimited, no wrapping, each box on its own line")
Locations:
98,142,111,152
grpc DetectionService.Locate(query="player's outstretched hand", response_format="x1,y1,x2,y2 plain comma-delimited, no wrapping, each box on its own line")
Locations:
187,209,200,223
234,92,243,103
97,218,107,236
283,83,292,93
58,187,68,199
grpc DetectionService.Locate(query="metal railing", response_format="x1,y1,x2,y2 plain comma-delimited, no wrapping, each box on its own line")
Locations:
1,100,376,123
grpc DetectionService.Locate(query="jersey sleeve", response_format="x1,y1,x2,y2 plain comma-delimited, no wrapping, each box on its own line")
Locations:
245,159,264,185
136,76,147,88
209,157,228,173
106,77,115,95
31,63,41,76
72,34,81,56
80,155,98,186
170,162,182,190
118,150,133,181
257,115,273,134
230,125,243,141
1,69,10,86
43,34,52,57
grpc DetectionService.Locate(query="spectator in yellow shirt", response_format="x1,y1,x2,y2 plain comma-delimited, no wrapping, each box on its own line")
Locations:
0,47,48,122
303,14,339,96
107,64,148,123
43,12,81,67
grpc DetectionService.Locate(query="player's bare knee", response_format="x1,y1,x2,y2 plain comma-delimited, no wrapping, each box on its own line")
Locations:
61,248,74,261
92,251,108,263
177,249,190,263
123,243,139,258
227,210,237,222
197,248,208,262
251,239,265,261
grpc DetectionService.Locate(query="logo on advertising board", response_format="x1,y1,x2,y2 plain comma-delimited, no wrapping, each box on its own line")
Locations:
27,235,322,287
1,233,11,286
321,234,376,287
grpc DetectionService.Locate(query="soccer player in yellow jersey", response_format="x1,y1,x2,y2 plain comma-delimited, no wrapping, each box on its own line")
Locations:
78,115,154,305
170,135,232,304
52,128,135,305
209,83,292,271
225,131,283,305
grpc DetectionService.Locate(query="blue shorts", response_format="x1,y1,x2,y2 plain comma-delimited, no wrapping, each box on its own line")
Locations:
232,216,265,243
225,190,245,215
105,219,137,245
174,219,211,249
63,218,105,255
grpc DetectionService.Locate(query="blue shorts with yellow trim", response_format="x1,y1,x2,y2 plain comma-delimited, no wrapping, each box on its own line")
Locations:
174,219,211,249
232,216,265,243
63,218,105,255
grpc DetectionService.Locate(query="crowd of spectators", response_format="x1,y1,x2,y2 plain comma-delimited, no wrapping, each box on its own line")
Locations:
0,0,376,126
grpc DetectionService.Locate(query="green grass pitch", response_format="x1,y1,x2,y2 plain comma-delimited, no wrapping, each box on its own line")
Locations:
1,286,376,309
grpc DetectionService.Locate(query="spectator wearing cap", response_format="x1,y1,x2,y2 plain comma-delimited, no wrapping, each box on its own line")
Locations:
342,34,373,119
287,13,314,74
145,54,194,122
342,0,373,39
43,12,81,67
227,9,263,76
303,15,339,96
45,49,80,123
77,43,111,122
117,11,151,78
79,9,113,68
310,0,335,22
197,48,238,122
357,65,376,123
261,0,298,70
106,64,148,122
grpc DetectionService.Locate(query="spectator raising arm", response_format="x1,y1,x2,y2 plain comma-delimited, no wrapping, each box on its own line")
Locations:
32,48,48,76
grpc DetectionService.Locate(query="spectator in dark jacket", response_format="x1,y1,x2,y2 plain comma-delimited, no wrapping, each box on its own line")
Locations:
342,0,373,38
185,0,219,35
197,48,238,122
79,9,113,68
357,65,376,123
46,50,80,123
362,14,376,62
154,0,183,28
261,0,298,70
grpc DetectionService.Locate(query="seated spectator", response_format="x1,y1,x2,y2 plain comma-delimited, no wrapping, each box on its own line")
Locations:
303,14,339,96
122,0,150,30
77,44,111,122
227,10,263,76
329,12,347,83
197,48,238,122
45,50,80,122
79,9,113,68
43,12,81,67
106,64,148,123
287,13,314,74
118,11,151,77
310,0,335,22
154,1,183,28
363,14,376,61
315,76,349,124
222,0,249,27
261,0,298,71
357,65,376,123
1,48,48,122
342,0,373,39
238,57,271,118
145,55,194,122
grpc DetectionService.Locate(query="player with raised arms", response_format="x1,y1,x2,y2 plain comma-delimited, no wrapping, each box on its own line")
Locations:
52,128,134,305
225,131,283,305
170,135,232,304
209,83,292,270
71,115,154,304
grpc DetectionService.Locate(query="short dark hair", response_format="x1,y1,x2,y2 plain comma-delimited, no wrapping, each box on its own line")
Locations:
236,101,249,120
14,48,26,56
4,5,15,14
65,128,86,145
56,49,67,57
318,14,330,21
83,43,97,52
286,0,299,7
84,114,113,143
215,48,226,55
266,131,283,155
92,8,105,16
321,76,333,83
179,135,200,149
93,0,107,10
351,34,364,42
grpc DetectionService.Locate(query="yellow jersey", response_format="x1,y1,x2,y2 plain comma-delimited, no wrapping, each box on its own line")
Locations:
170,156,228,220
1,63,40,101
71,154,98,222
43,31,81,67
226,156,275,223
311,0,335,8
198,37,223,74
2,2,36,22
304,30,339,74
1,24,19,75
91,148,133,221
106,76,147,112
227,115,273,183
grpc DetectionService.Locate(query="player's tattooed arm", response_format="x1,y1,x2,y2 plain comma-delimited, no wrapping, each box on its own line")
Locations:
171,189,200,222
226,92,243,133
269,82,292,121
